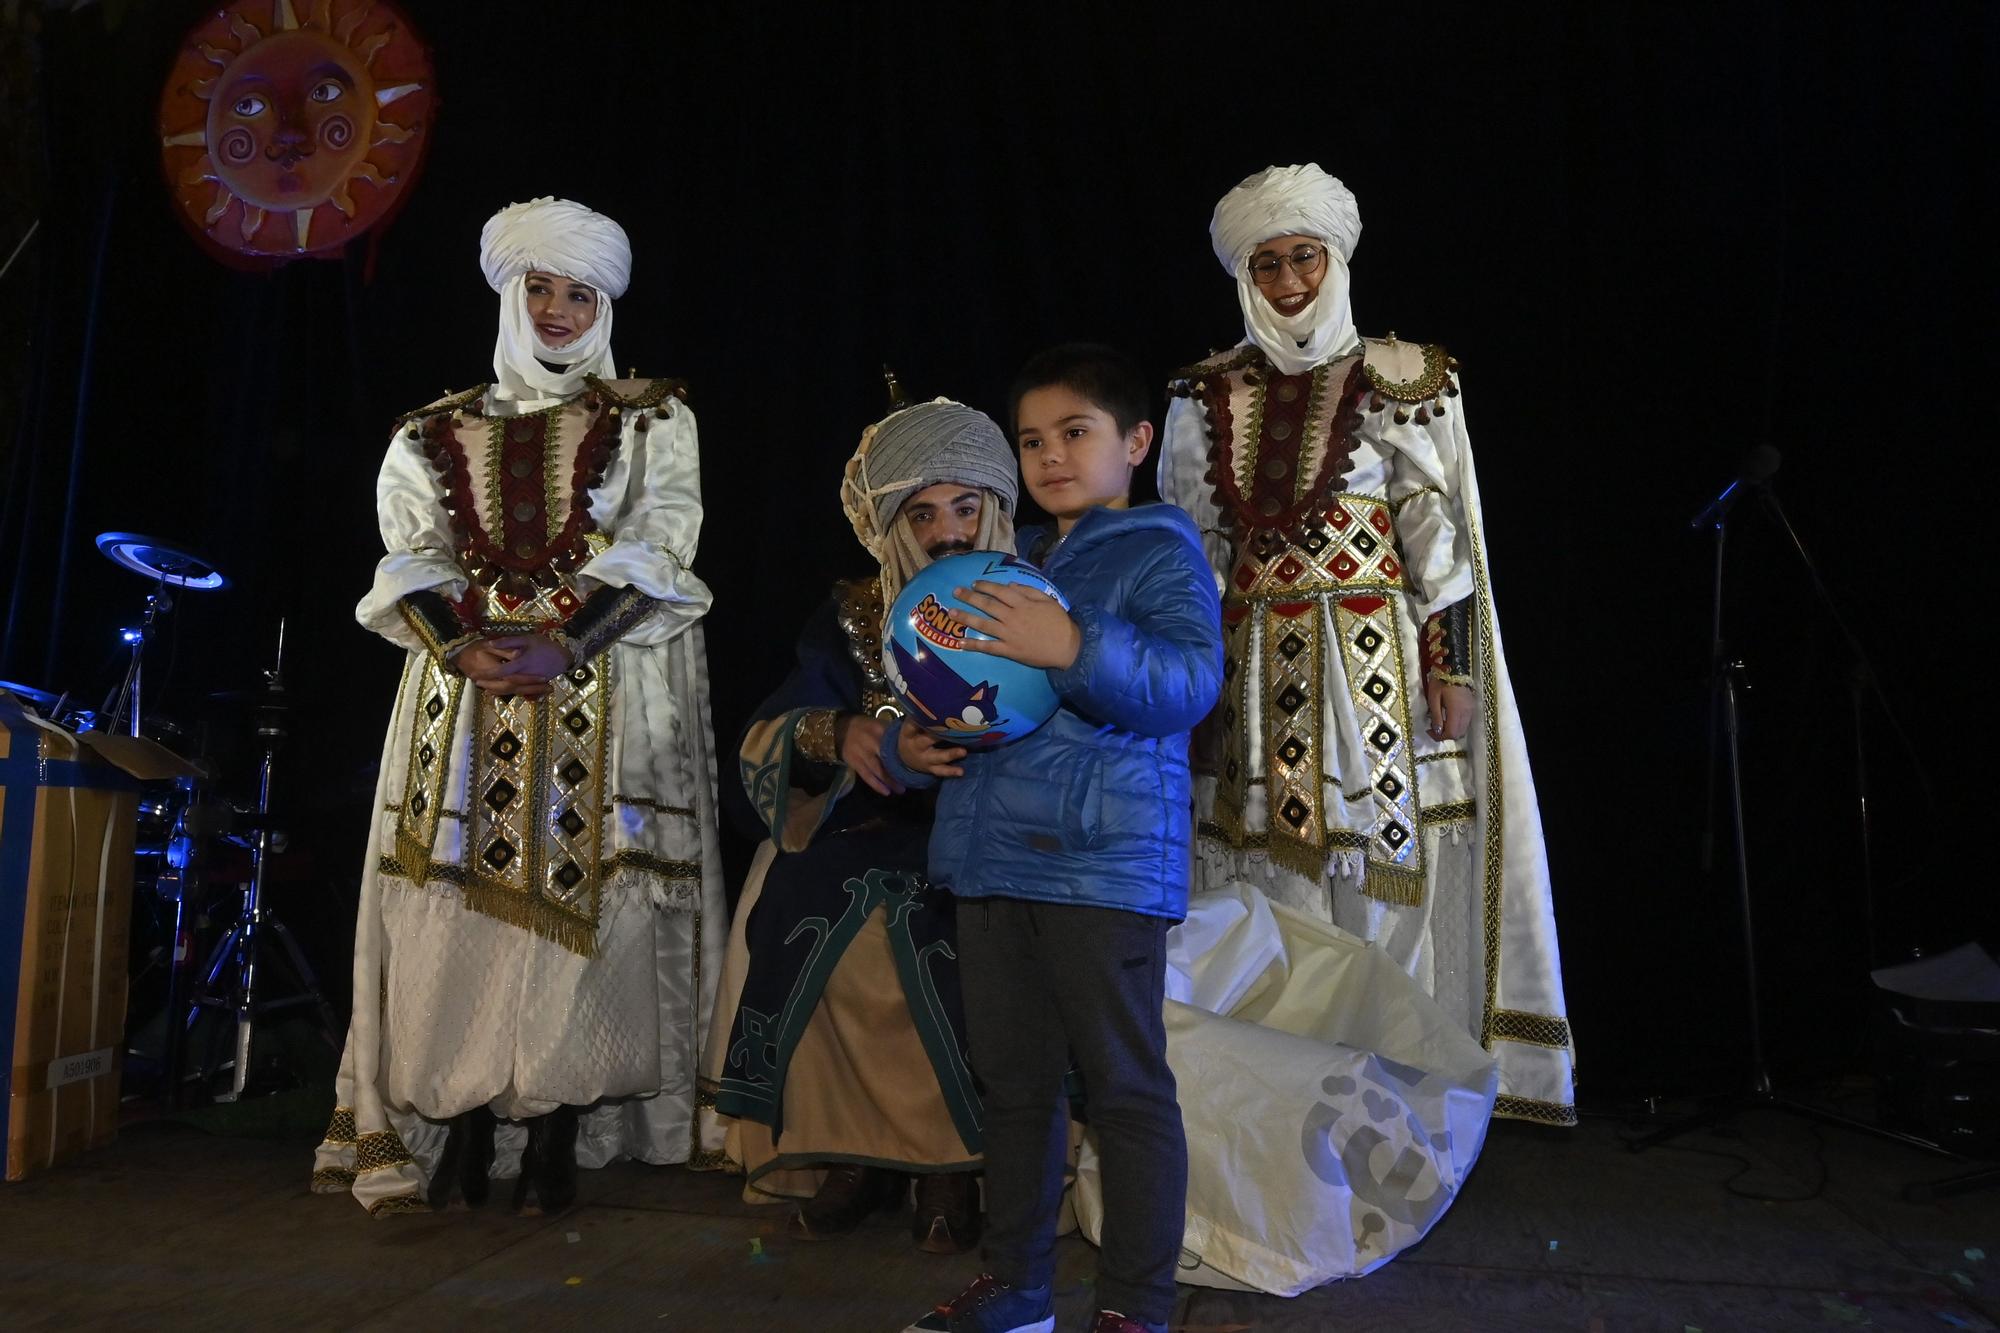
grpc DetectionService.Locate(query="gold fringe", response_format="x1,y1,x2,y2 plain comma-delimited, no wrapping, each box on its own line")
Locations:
1265,828,1330,881
1359,861,1425,907
456,875,599,958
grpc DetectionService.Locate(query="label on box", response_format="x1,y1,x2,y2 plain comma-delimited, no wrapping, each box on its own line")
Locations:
47,1048,112,1090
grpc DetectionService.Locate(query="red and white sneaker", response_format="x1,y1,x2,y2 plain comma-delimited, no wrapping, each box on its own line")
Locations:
902,1272,1055,1332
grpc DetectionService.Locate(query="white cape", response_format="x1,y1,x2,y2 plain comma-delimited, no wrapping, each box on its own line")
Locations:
1072,885,1497,1295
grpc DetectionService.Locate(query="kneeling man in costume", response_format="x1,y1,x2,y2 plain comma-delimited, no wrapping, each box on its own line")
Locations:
703,396,1016,1252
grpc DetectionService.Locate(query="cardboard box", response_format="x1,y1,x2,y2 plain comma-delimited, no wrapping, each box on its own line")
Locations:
1,692,192,1181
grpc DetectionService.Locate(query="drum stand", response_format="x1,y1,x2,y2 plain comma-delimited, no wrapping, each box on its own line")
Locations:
185,622,340,1101
101,581,170,738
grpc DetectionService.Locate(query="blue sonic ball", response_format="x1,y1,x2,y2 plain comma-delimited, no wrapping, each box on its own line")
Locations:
883,551,1069,750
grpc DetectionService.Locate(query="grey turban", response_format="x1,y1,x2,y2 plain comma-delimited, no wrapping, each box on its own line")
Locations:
840,399,1018,558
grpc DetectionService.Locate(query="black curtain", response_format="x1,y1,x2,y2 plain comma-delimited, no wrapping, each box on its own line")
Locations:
1,0,1992,1097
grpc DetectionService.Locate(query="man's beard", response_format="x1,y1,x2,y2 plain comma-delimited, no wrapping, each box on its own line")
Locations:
924,539,975,560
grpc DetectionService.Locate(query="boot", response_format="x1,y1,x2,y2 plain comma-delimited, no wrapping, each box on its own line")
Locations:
911,1170,981,1254
460,1105,496,1208
513,1105,581,1216
791,1164,900,1240
427,1106,498,1211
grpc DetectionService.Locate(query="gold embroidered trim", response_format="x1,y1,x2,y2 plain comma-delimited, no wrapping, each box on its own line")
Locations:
687,901,705,1163
324,1106,358,1145
368,1194,432,1217
1420,800,1475,827
1260,602,1329,879
1493,1094,1578,1128
396,599,470,666
1197,821,1369,852
1428,671,1476,689
1389,485,1445,516
612,794,698,819
1340,594,1424,904
583,374,689,410
793,708,840,764
605,848,703,881
378,847,700,889
1361,343,1451,403
394,383,488,425
1469,485,1508,1051
1417,751,1468,766
395,656,466,885
355,1129,414,1174
686,1147,733,1172
1490,1010,1573,1049
1165,345,1262,395
311,1167,356,1190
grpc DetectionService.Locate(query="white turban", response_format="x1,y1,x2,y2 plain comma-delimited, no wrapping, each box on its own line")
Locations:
1209,164,1363,376
478,197,632,402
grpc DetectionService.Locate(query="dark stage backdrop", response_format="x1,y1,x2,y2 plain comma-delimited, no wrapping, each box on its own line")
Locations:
1,1,1991,1104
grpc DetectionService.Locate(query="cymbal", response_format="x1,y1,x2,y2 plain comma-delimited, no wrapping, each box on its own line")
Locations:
0,679,59,709
95,532,229,590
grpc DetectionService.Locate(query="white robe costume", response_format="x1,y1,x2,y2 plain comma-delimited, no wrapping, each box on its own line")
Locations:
1163,165,1574,1128
312,200,726,1215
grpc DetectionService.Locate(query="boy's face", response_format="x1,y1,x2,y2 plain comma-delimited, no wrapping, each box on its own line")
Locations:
1014,384,1151,530
899,483,986,561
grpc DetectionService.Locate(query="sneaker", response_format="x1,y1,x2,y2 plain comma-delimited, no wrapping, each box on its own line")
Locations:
902,1273,1055,1332
1086,1313,1166,1333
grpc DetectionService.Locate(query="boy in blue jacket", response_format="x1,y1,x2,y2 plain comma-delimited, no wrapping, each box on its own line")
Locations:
889,345,1223,1333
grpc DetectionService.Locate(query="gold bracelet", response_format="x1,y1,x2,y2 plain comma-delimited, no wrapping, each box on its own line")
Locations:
793,709,840,764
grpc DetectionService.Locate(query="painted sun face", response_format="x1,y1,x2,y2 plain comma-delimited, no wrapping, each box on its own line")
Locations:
160,0,434,261
204,30,377,211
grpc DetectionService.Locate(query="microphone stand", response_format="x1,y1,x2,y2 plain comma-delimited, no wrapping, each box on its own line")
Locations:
1631,476,1951,1158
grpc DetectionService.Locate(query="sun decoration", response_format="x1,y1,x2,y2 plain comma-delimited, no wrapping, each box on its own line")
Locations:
157,0,436,263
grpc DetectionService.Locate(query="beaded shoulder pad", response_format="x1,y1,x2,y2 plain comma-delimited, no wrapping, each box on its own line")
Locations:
393,383,488,426
585,375,690,410
1360,337,1456,403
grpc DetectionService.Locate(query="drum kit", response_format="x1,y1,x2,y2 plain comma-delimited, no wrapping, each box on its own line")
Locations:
1,533,339,1109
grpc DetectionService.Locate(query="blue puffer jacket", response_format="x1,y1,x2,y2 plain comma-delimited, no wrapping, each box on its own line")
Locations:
881,503,1223,920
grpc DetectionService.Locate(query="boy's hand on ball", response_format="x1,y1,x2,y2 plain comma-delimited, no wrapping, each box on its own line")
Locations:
953,580,1080,670
897,723,967,779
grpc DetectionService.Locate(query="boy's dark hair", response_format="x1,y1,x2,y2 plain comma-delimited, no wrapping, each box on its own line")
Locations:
1008,342,1151,439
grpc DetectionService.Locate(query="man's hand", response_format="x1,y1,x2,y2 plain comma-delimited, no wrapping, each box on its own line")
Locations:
837,713,904,796
951,580,1081,670
896,722,967,780
1425,679,1476,742
469,633,573,700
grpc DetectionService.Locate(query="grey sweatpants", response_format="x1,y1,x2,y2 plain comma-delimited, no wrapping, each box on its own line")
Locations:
956,896,1186,1324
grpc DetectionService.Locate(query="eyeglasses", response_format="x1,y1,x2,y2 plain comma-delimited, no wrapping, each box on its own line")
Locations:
1248,244,1325,286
